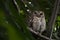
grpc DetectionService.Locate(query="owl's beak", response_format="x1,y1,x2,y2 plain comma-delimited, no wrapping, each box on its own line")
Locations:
37,15,41,17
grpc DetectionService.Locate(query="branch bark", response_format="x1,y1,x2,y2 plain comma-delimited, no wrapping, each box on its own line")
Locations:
27,27,55,40
47,0,60,40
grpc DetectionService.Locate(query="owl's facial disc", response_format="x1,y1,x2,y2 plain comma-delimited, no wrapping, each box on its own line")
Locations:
34,11,44,17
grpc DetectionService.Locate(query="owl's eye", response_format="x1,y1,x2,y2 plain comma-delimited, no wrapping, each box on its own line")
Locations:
35,12,37,14
40,13,43,15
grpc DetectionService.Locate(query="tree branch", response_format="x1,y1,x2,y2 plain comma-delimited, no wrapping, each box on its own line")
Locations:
27,27,55,40
47,0,60,40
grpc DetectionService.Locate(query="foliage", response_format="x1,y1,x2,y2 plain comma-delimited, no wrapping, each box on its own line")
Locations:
0,0,60,40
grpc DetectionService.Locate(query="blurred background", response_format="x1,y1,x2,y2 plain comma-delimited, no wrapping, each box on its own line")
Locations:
0,0,60,40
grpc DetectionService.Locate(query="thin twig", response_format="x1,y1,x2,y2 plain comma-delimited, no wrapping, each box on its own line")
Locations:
13,0,20,13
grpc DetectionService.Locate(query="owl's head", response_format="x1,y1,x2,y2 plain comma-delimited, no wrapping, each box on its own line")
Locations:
33,11,44,17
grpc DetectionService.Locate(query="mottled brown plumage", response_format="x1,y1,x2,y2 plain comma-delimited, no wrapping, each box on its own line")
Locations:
30,11,46,34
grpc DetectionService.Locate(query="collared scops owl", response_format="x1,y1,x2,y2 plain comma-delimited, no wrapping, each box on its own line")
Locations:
32,11,46,33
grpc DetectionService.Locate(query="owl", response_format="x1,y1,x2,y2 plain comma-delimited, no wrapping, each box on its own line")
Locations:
31,11,46,34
